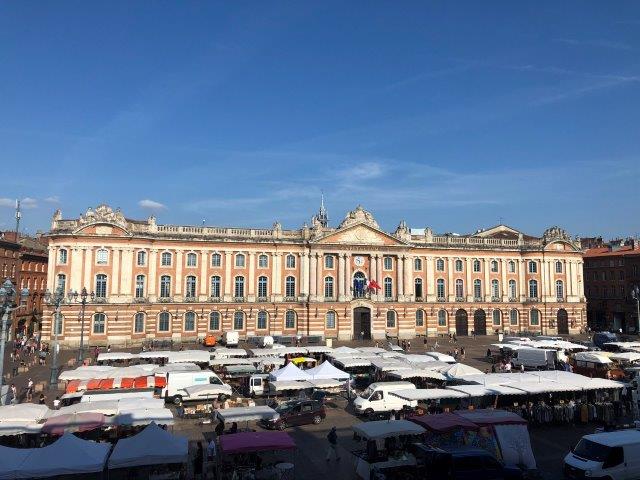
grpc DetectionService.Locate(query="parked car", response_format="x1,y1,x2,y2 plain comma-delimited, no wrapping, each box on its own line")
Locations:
511,348,557,370
260,400,325,430
593,332,619,350
353,381,416,417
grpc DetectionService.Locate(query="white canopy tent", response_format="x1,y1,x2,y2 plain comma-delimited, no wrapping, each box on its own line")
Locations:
269,362,312,381
387,369,447,381
210,358,253,366
353,420,426,440
305,346,334,354
332,346,359,355
309,379,343,389
371,358,413,372
112,407,174,427
0,404,49,423
441,363,484,379
357,347,386,354
610,352,640,363
215,406,279,423
137,350,172,359
305,361,350,381
424,352,456,363
334,358,372,368
58,365,116,381
269,380,314,391
447,384,530,397
212,348,247,358
573,352,613,364
167,350,210,364
390,389,468,401
96,352,137,362
108,422,188,469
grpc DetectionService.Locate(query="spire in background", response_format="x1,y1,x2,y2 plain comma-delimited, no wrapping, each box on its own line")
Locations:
317,191,328,227
15,199,21,242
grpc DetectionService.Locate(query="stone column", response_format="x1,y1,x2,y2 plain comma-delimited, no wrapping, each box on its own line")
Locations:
397,255,404,299
223,251,232,300
83,247,93,292
338,254,346,300
120,249,133,297
149,250,158,297
483,258,490,301
272,253,282,299
309,253,317,300
376,255,383,300
316,252,323,300
112,249,121,296
518,259,526,301
447,257,454,302
200,251,208,296
500,259,508,302
248,252,256,301
175,250,183,296
300,252,308,297
70,248,82,293
426,256,435,301
345,253,352,298
465,257,472,301
404,255,413,301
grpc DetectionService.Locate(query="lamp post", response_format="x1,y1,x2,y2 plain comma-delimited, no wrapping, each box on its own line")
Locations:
632,286,640,336
44,286,65,391
69,288,89,364
0,278,29,394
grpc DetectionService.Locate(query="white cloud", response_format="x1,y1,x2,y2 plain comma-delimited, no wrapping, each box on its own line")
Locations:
138,199,167,211
0,198,15,208
44,196,60,203
0,197,38,209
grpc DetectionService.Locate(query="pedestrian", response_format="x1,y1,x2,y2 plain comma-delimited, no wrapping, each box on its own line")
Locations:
453,333,457,343
491,364,496,373
53,396,61,409
407,341,411,352
26,378,33,402
448,333,452,343
38,393,45,405
228,422,238,434
215,420,224,437
520,364,525,373
10,384,17,405
423,337,427,349
107,344,111,353
460,346,465,360
326,426,340,461
375,341,379,349
486,348,492,358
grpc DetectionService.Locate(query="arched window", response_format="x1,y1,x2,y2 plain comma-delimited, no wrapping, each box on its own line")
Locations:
134,312,145,333
186,253,197,267
415,309,425,327
185,276,197,298
160,275,171,298
491,260,499,272
528,261,537,274
556,280,564,300
234,276,245,298
528,280,538,299
235,254,245,268
95,274,107,298
473,279,482,300
383,256,393,270
438,310,447,326
508,260,516,273
184,311,196,331
257,276,268,299
436,259,445,271
455,279,464,299
285,310,296,329
257,311,268,330
161,252,172,266
455,259,463,272
436,279,445,299
386,310,396,328
508,280,517,300
56,273,66,293
510,309,518,325
285,276,296,298
491,279,500,299
492,310,501,326
53,313,64,335
414,278,423,298
58,249,67,265
414,258,422,271
158,311,170,332
324,276,334,299
93,313,106,334
211,253,221,267
384,277,393,299
326,311,336,329
233,311,244,330
530,309,540,326
473,259,481,272
555,261,563,273
258,254,268,268
286,254,296,269
325,255,334,269
209,311,220,330
210,276,221,298
96,249,108,265
135,275,145,298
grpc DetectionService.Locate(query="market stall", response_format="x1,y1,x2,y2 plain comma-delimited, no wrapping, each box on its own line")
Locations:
305,361,350,381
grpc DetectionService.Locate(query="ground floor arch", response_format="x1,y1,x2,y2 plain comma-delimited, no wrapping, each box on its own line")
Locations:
474,309,487,335
557,308,569,334
353,306,371,340
455,309,468,336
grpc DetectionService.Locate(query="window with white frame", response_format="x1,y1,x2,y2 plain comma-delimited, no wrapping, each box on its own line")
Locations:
386,310,396,328
473,279,482,299
508,280,517,299
436,279,445,299
326,311,336,329
96,249,108,265
491,260,499,272
438,309,447,326
473,259,481,272
184,311,196,331
58,249,67,265
508,260,516,273
325,255,334,269
324,276,334,299
492,310,501,326
186,275,197,298
383,256,393,270
414,258,422,271
510,309,518,325
528,279,538,299
234,276,245,298
530,309,540,326
211,253,221,267
455,259,463,272
210,276,221,298
415,309,424,327
528,261,537,274
414,278,423,298
93,313,106,334
257,276,268,298
555,261,563,273
135,275,145,298
134,312,145,333
285,276,296,298
54,313,64,335
258,254,268,268
384,277,393,299
160,275,171,298
161,252,172,266
286,254,296,269
436,258,445,271
257,311,268,330
491,279,500,299
56,273,66,293
137,251,146,266
235,254,245,268
95,274,107,298
158,312,170,332
285,310,296,329
233,311,244,330
556,280,564,299
186,253,197,267
209,311,220,330
455,279,464,298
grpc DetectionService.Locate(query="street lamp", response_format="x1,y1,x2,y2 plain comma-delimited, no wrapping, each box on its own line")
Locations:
69,288,89,364
44,286,65,391
632,286,640,336
0,278,29,393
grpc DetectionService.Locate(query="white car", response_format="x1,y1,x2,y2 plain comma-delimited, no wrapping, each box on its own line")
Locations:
174,384,233,405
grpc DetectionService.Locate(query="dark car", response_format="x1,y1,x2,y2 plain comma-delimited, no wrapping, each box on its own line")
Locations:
261,400,326,430
593,332,619,350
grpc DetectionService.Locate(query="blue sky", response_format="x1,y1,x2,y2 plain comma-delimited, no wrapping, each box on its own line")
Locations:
1,2,639,238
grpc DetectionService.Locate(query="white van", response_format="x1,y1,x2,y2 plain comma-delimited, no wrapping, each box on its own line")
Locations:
161,371,231,404
564,430,640,480
222,331,239,347
353,381,416,417
511,348,556,370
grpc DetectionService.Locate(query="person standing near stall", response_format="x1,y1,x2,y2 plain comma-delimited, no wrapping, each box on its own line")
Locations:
326,427,340,461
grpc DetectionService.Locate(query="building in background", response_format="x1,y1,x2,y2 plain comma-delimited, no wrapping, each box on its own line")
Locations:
584,238,640,333
42,204,586,346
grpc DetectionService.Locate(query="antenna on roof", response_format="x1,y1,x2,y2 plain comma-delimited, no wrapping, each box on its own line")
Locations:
499,216,504,225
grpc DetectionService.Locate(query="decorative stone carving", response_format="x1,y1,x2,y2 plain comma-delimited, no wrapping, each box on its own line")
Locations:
543,226,573,244
78,204,128,230
338,205,380,230
394,220,411,242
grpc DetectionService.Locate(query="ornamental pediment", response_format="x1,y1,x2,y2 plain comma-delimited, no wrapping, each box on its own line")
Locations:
314,223,406,246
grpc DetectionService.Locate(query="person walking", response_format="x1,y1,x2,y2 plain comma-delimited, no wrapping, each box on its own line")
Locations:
10,384,17,405
26,378,33,402
326,427,340,461
38,393,46,405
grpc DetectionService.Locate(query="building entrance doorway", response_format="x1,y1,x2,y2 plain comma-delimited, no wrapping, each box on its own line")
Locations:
557,309,569,334
353,307,371,340
455,309,468,336
474,309,487,336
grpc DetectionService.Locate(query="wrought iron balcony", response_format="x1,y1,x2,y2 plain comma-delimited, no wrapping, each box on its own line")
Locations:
352,290,371,300
133,296,148,304
234,296,246,303
384,296,396,302
283,296,296,302
525,297,539,303
508,297,518,302
455,296,465,302
491,296,501,302
184,296,197,303
158,296,173,303
257,296,268,302
556,296,565,303
473,297,482,302
209,296,221,302
437,296,447,302
415,296,424,302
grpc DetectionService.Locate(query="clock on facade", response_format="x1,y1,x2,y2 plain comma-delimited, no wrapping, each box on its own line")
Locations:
354,256,364,266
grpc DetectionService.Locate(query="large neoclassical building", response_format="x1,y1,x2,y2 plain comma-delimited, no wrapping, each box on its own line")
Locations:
42,204,586,346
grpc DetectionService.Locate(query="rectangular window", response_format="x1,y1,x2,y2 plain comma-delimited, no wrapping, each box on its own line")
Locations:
161,252,172,266
93,314,106,334
235,254,245,268
96,249,108,265
211,254,221,267
159,314,170,332
137,251,146,266
436,280,445,299
135,276,145,298
258,255,268,268
555,261,562,273
58,250,67,265
529,261,537,274
325,255,334,269
187,253,197,267
257,313,267,330
383,256,392,270
257,278,267,298
211,277,221,298
134,314,144,333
